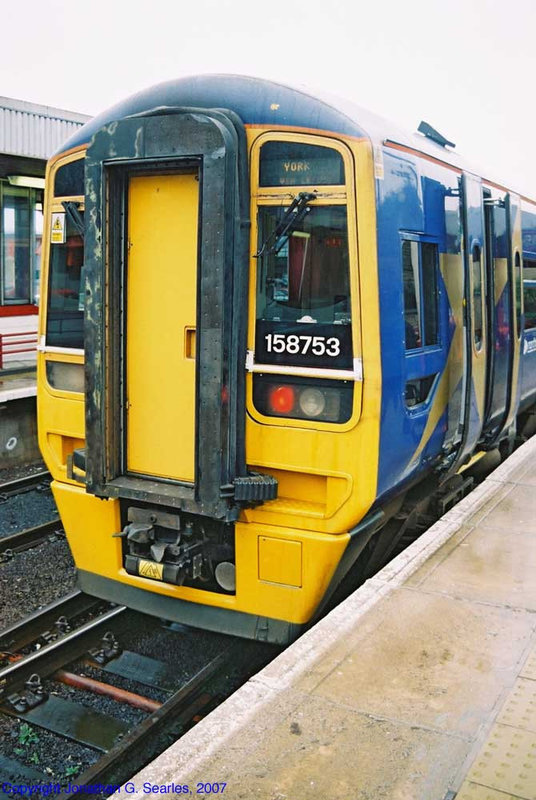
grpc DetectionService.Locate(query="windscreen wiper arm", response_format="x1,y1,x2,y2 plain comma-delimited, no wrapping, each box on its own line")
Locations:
255,192,316,258
62,201,85,237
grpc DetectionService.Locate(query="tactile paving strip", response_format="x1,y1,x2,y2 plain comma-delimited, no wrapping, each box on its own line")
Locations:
521,651,536,681
466,723,536,799
455,781,520,799
449,638,536,800
497,678,536,733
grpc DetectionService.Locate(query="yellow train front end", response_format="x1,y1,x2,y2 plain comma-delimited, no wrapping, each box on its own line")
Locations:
37,98,382,644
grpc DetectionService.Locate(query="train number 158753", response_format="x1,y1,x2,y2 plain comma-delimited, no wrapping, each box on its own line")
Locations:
264,333,341,357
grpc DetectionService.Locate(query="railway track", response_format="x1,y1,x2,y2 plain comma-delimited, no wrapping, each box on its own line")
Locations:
0,468,61,557
0,517,63,559
0,470,51,503
0,591,245,796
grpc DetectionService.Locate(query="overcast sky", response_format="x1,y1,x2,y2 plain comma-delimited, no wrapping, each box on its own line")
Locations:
2,0,535,195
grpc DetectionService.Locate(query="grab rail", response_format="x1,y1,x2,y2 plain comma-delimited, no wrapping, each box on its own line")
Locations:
0,330,38,369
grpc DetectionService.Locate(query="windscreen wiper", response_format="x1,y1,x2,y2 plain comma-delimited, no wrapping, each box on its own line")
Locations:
255,192,316,258
62,201,85,237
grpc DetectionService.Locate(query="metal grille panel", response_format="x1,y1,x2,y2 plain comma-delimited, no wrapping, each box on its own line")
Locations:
0,96,89,159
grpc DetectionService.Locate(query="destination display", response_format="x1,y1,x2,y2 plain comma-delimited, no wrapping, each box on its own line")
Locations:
259,141,344,187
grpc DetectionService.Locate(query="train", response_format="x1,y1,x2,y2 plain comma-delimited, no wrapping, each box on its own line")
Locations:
37,75,536,644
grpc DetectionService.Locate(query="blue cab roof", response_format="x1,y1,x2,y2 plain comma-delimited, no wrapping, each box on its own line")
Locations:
56,74,368,154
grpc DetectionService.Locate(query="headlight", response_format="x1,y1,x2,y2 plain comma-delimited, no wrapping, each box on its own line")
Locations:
214,562,236,592
299,387,326,418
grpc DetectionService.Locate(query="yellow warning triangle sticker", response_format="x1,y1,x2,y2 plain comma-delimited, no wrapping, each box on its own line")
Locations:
138,559,164,580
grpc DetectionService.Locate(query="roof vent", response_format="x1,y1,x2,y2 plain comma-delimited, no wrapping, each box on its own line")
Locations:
417,121,455,149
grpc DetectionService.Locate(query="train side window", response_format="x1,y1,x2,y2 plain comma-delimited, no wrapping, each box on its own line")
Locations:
515,251,523,338
421,243,438,345
46,213,85,349
523,259,536,331
402,239,438,350
54,158,85,197
402,241,420,349
472,244,483,349
405,374,436,407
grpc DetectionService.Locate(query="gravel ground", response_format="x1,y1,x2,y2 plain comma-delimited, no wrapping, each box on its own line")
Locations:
124,616,236,684
0,537,76,628
0,458,74,628
0,489,59,537
0,458,47,483
0,458,58,538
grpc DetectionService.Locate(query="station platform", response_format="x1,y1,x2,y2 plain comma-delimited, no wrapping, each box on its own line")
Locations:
0,365,36,403
122,435,536,800
0,367,39,467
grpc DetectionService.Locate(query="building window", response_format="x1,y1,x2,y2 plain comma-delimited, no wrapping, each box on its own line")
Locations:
402,239,439,350
33,201,43,303
1,183,43,305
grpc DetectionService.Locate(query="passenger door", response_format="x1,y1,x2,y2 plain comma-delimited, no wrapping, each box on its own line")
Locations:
126,171,199,482
495,193,523,444
450,173,488,470
482,194,512,440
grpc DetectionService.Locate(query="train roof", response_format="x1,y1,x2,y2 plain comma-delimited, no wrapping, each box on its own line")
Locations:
55,74,531,202
57,74,368,151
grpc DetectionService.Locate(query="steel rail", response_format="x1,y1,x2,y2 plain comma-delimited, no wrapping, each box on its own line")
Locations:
0,603,129,696
0,517,62,557
0,590,103,652
0,470,51,500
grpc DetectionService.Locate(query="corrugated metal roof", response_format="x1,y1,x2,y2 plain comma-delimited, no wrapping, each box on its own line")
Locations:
0,96,90,160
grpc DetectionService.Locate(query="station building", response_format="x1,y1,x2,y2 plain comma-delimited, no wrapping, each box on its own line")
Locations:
0,96,89,366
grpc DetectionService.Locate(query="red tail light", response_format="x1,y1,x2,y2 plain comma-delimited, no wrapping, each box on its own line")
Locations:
268,385,296,414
